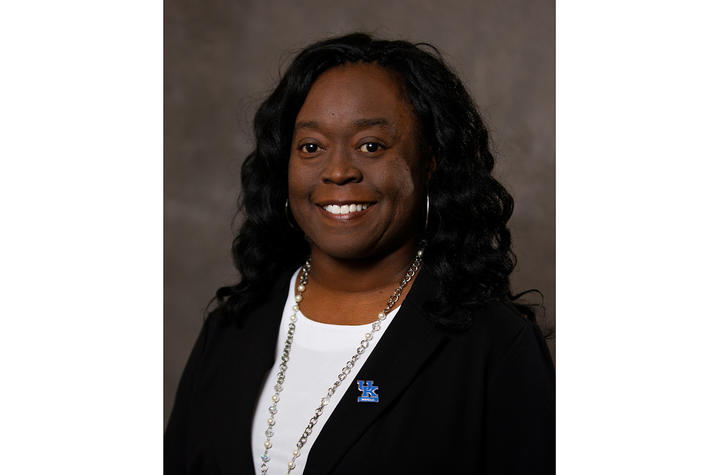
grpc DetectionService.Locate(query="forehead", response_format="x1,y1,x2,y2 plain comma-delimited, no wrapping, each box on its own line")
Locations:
295,63,414,129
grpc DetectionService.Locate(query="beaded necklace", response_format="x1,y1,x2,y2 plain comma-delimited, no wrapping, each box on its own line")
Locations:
258,249,424,474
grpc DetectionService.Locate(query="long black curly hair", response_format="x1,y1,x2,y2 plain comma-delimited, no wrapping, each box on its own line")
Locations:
214,33,539,330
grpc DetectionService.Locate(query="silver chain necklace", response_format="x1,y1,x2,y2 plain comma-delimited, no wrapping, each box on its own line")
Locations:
258,249,424,474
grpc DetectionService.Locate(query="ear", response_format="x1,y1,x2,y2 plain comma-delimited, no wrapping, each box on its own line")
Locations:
426,155,437,181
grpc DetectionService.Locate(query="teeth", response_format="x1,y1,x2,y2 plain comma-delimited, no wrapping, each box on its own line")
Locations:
322,203,370,215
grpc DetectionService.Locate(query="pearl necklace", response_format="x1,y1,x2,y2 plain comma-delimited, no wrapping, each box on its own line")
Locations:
258,249,424,474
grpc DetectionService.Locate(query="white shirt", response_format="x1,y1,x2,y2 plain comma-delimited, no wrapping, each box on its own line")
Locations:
250,267,400,475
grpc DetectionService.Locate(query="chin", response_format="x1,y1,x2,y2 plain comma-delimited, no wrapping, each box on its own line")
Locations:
311,240,379,261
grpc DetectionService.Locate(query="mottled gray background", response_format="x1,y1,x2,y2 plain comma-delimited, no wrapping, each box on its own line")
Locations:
165,0,555,425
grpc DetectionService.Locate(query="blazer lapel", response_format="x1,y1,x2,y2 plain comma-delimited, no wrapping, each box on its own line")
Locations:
227,271,293,474
304,268,448,474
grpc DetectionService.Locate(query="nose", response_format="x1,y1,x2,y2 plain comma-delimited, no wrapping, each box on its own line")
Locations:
320,147,362,185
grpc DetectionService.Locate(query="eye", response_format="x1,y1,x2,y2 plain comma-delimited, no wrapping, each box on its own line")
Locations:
359,142,383,153
299,143,320,154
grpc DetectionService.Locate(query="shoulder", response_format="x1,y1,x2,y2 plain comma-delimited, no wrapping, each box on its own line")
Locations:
195,269,295,361
469,301,554,380
470,300,537,349
434,300,552,378
210,269,295,327
404,269,549,365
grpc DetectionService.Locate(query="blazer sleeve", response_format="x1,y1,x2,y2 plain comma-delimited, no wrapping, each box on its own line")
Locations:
164,314,214,475
483,322,556,474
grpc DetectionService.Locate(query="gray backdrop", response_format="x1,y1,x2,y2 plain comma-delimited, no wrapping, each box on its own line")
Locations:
164,0,555,426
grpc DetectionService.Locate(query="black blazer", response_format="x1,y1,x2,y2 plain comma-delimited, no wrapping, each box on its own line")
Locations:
165,268,555,474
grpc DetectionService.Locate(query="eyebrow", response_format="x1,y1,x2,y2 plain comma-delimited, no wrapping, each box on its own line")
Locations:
353,118,392,129
294,117,395,132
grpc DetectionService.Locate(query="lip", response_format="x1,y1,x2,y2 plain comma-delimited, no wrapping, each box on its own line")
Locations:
315,202,375,221
315,199,376,207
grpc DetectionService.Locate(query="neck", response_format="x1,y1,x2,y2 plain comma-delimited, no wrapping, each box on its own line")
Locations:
294,241,422,325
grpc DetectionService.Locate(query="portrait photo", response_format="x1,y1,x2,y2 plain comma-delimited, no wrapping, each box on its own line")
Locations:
5,2,718,474
164,0,555,472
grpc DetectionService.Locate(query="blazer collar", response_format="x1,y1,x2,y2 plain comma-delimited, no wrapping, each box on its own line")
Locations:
230,273,292,474
304,266,447,474
246,272,294,370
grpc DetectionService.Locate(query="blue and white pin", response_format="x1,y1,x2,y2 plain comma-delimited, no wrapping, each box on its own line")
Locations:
357,380,379,403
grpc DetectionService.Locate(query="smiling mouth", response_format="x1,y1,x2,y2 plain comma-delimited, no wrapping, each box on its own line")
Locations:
316,202,375,220
322,203,371,214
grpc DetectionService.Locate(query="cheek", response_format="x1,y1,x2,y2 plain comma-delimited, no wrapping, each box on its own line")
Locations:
287,156,308,197
381,156,429,227
384,159,419,201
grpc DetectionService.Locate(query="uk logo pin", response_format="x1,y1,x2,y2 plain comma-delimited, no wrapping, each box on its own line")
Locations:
357,380,379,403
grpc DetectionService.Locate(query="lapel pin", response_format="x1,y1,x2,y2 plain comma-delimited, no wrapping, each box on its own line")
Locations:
357,380,379,403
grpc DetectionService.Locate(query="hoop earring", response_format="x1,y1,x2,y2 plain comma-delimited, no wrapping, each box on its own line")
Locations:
285,199,298,230
425,195,430,231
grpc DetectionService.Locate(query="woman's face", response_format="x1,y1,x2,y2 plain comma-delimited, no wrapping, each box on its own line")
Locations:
288,62,432,261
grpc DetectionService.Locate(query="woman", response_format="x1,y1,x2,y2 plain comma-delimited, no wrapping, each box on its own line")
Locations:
165,33,554,474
